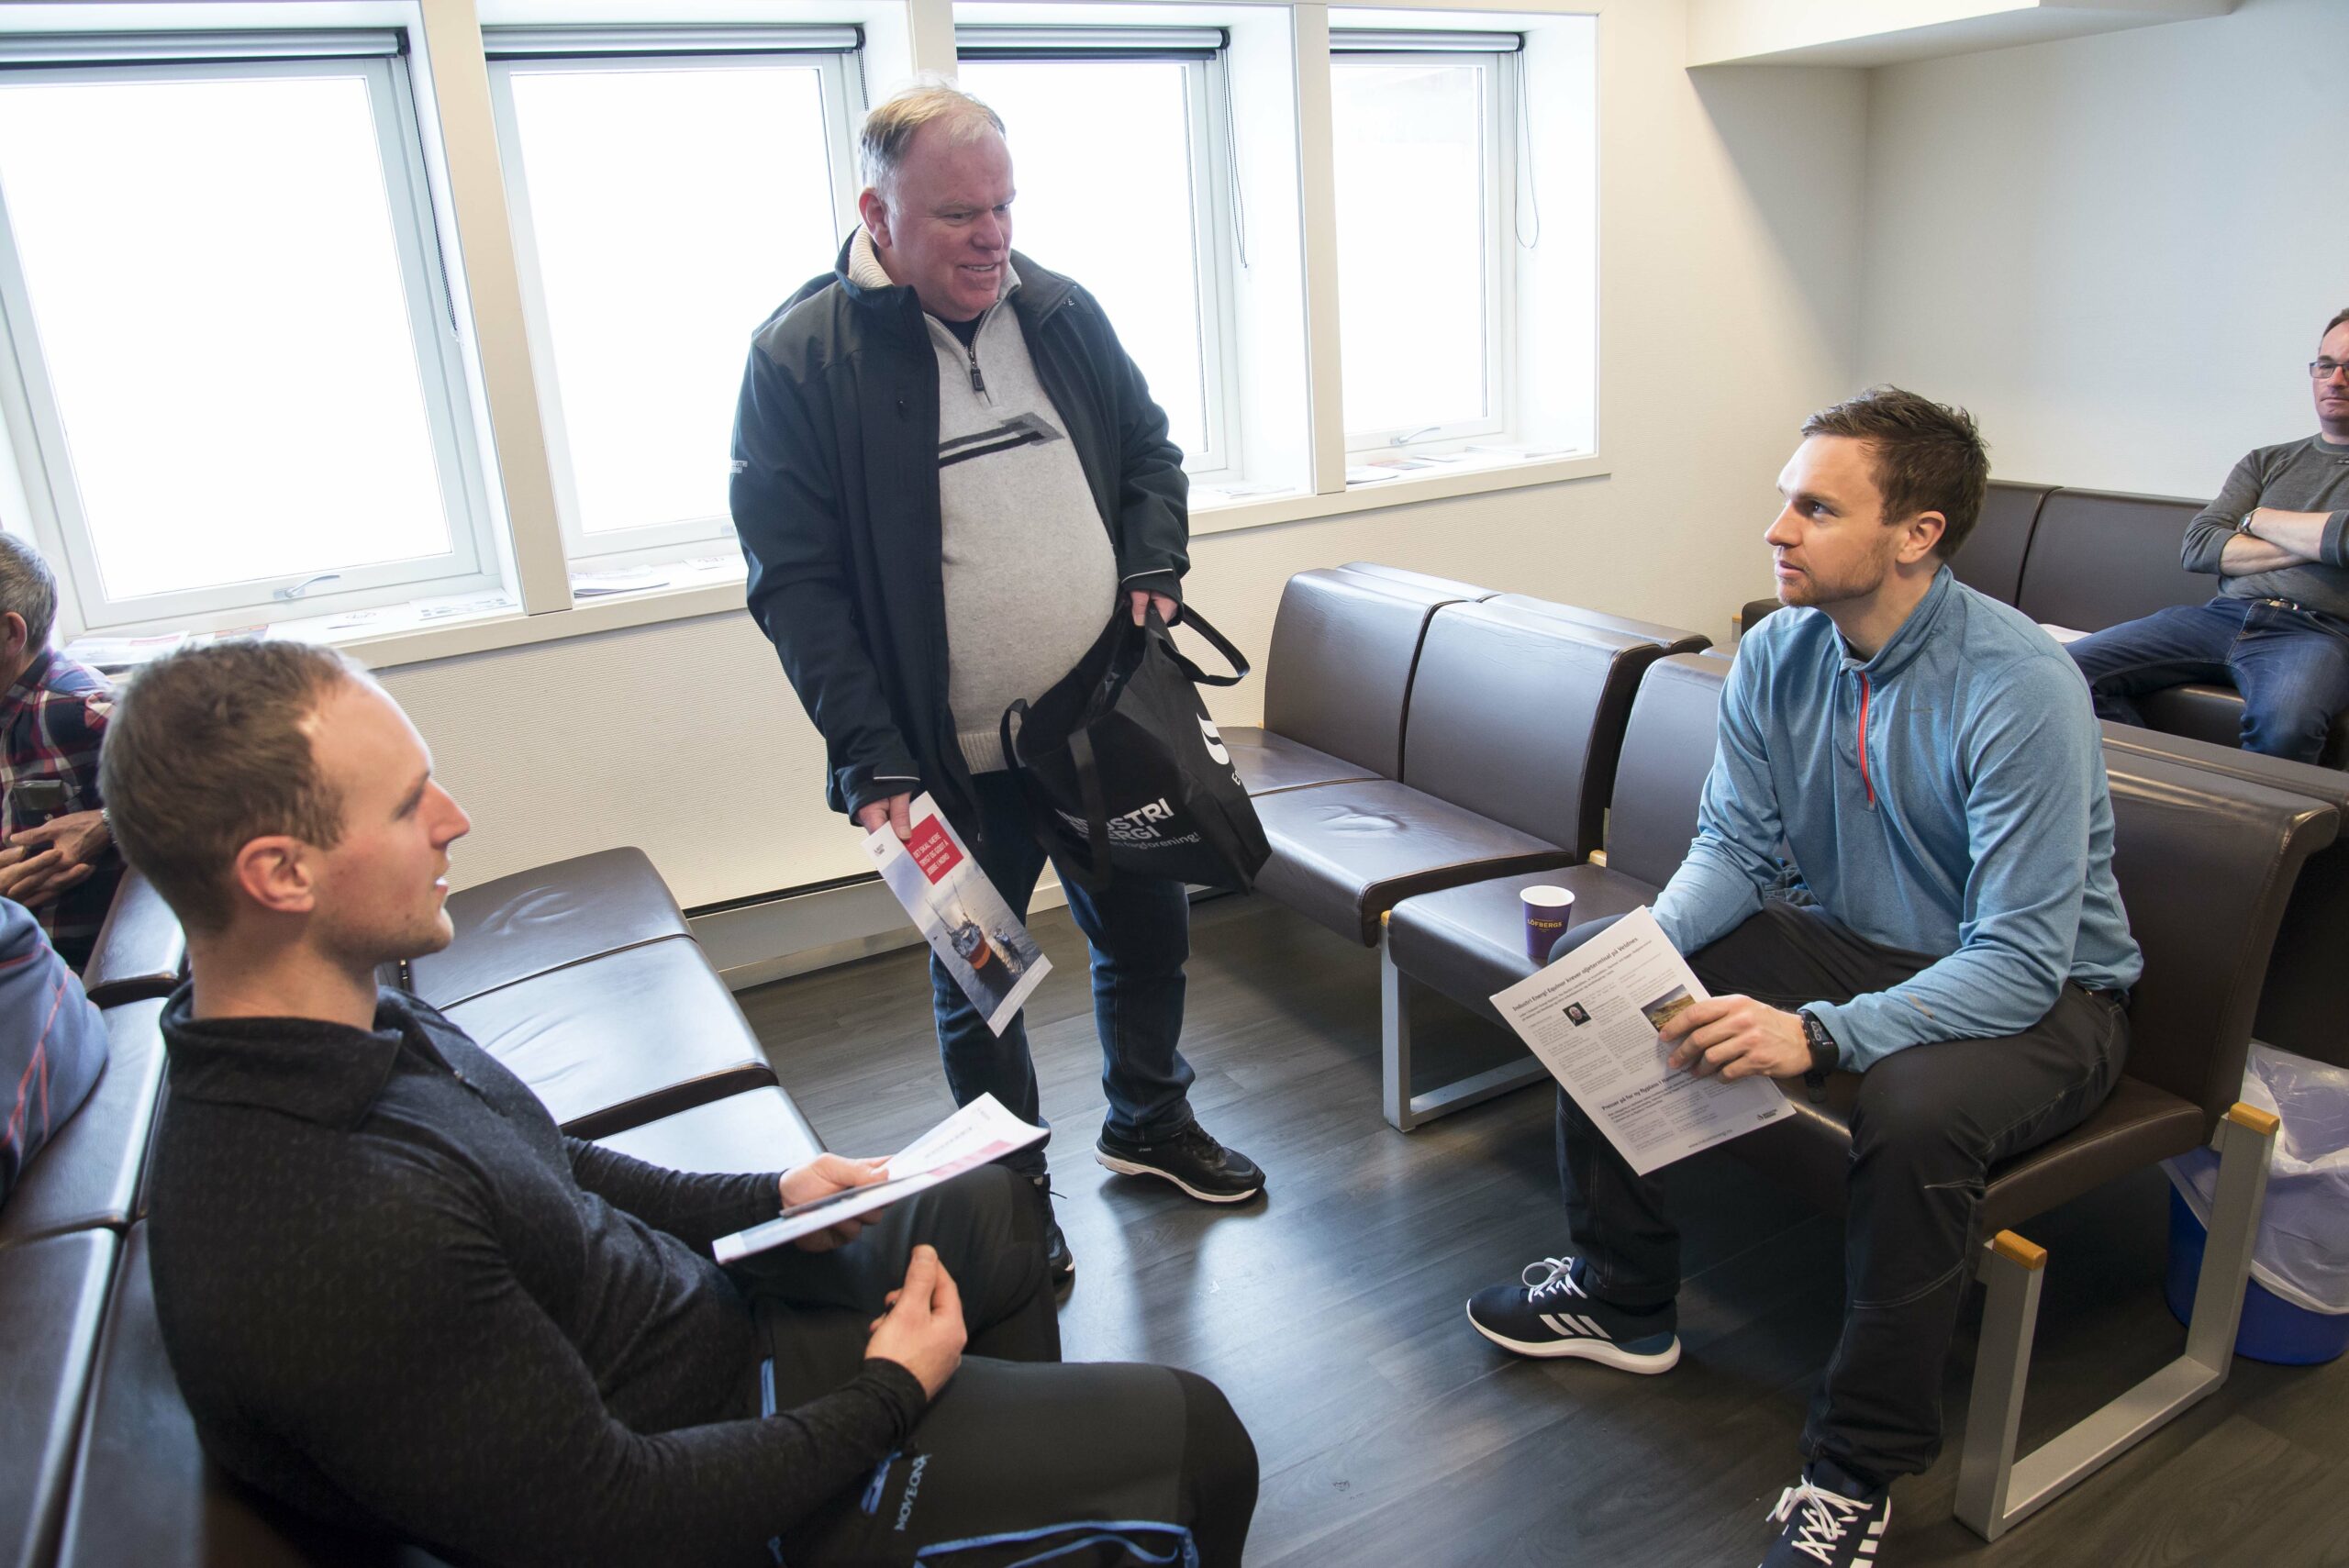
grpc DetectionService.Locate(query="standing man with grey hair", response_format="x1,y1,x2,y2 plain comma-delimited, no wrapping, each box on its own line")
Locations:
0,533,121,968
730,83,1264,1287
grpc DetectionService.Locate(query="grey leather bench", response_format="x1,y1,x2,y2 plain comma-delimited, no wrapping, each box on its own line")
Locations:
1250,594,1707,947
1380,651,1731,1129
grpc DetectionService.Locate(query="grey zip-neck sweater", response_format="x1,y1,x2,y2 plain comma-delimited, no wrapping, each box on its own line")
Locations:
2181,434,2349,617
847,231,1118,773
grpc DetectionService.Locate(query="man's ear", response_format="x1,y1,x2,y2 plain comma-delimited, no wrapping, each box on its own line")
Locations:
0,611,27,662
1899,510,1948,566
858,187,892,252
230,835,317,917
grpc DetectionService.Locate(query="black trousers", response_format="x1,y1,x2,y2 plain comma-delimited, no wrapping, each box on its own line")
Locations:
745,1166,1256,1566
1552,902,2129,1484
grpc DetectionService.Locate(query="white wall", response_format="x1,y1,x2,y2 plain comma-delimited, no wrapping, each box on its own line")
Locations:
390,2,1868,910
1858,0,2349,496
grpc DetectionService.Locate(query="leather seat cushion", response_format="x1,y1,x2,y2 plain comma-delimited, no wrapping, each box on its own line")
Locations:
2101,721,2349,1068
595,1086,824,1175
0,1000,168,1251
2136,683,2252,751
2136,683,2349,770
1948,481,2054,606
81,872,187,1009
1386,863,1663,1023
57,1225,451,1568
1258,566,1475,781
1330,562,1497,602
2013,490,2210,631
1730,1073,2207,1237
1251,779,1573,946
442,938,774,1139
1483,595,1711,656
1401,600,1664,856
406,847,690,1009
1604,653,1731,887
1219,727,1379,797
1,1228,116,1568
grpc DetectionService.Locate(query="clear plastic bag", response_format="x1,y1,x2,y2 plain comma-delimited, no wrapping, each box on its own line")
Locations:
2164,1043,2349,1316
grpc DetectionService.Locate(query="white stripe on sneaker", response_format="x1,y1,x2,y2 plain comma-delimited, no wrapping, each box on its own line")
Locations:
1575,1315,1606,1338
1541,1313,1579,1337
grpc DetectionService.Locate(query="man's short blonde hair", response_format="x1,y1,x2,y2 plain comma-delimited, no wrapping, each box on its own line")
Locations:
860,81,1006,194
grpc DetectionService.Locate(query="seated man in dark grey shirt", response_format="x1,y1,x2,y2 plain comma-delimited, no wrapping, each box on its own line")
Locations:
2067,306,2349,761
100,639,1254,1568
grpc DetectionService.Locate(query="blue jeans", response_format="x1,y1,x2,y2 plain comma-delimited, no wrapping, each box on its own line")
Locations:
2065,595,2349,762
929,771,1197,1174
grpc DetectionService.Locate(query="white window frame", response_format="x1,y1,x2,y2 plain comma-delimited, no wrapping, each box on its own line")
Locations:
484,31,865,573
1330,41,1518,457
0,45,502,636
953,31,1242,484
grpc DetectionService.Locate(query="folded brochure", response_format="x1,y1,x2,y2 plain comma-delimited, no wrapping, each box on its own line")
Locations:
713,1094,1045,1263
863,792,1051,1036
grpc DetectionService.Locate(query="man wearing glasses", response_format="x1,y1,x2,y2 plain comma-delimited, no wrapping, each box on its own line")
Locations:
2067,307,2349,762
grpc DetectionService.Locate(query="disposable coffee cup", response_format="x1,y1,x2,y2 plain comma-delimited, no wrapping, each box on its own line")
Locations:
1522,884,1575,962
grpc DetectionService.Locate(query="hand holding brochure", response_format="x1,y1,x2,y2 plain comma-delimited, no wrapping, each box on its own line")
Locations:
1489,906,1792,1175
863,793,1051,1036
713,1095,1046,1264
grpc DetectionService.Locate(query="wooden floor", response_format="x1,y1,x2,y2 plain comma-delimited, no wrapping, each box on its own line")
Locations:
739,894,2349,1567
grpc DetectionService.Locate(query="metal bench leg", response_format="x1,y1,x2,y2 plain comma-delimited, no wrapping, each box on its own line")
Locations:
1380,916,1549,1133
1954,1102,2280,1540
1380,916,1418,1131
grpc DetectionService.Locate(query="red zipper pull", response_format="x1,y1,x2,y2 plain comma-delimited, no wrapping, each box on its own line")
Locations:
1857,671,1875,806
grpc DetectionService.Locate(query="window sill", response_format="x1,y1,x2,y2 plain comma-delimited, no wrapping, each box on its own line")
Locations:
71,450,1611,675
1190,449,1607,536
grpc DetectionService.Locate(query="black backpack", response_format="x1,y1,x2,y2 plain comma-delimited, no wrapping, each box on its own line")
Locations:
999,603,1271,894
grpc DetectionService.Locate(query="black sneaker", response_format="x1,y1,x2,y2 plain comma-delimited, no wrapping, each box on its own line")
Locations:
1095,1123,1264,1204
1464,1255,1681,1373
1028,1175,1074,1289
1758,1473,1891,1567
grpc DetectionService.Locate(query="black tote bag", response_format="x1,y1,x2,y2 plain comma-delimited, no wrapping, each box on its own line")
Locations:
997,603,1271,894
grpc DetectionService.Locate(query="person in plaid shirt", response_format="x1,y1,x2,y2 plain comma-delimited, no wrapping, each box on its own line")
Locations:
0,536,120,970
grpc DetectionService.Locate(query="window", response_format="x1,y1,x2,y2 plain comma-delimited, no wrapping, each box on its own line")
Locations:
486,30,863,570
1330,37,1517,453
0,39,496,632
955,31,1239,478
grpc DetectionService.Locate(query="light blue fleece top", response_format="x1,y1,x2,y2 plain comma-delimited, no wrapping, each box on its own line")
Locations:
1653,567,2142,1070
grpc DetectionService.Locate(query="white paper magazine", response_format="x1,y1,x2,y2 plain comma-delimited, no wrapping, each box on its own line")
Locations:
713,1095,1046,1264
863,793,1051,1036
1490,906,1793,1175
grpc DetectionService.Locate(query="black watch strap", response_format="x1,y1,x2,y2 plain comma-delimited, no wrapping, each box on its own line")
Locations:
1799,1009,1839,1073
1798,1008,1838,1104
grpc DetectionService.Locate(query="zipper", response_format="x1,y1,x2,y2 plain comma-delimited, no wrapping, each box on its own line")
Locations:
964,342,985,397
1856,670,1876,807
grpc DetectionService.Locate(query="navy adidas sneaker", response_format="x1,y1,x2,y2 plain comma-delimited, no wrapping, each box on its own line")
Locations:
1464,1255,1681,1373
1758,1472,1891,1567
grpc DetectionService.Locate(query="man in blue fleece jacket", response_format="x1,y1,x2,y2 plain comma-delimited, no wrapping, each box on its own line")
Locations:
1468,388,2142,1568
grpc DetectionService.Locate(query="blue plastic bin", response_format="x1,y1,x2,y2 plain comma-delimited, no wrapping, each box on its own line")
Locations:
2165,1185,2349,1366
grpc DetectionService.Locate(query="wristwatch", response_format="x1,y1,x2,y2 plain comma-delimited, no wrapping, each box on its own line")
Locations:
2238,508,2261,536
1798,1006,1838,1104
